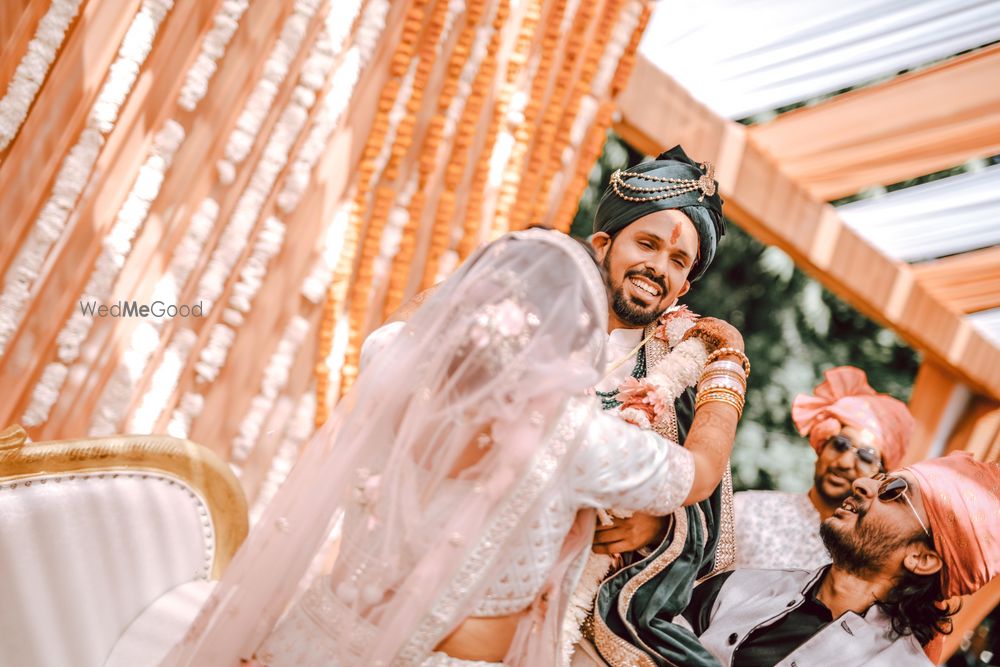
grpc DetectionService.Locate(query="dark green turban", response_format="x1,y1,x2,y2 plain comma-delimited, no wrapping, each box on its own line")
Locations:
593,145,725,281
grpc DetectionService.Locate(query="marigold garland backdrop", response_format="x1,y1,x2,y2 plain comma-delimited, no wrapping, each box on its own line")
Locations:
0,0,654,517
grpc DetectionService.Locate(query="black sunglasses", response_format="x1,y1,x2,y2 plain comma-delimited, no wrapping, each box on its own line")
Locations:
827,434,881,468
873,473,931,538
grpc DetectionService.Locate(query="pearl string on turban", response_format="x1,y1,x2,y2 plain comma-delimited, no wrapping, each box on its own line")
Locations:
593,145,725,282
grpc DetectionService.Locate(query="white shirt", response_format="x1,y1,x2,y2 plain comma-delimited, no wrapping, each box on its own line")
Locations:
594,328,644,393
733,490,831,570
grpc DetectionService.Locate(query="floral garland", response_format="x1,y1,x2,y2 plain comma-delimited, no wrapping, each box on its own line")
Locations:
248,388,315,525
0,0,85,151
561,305,709,665
230,314,310,472
21,120,185,427
0,0,174,357
177,0,250,112
277,0,387,213
217,0,322,183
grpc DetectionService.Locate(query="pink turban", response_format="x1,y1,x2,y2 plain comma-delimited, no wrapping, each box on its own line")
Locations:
904,452,1000,599
791,366,914,470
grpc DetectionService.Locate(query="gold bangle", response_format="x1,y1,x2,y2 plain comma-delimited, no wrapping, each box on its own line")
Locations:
695,390,745,414
695,395,743,419
695,388,745,410
698,378,746,395
705,347,750,378
697,386,745,402
698,370,747,388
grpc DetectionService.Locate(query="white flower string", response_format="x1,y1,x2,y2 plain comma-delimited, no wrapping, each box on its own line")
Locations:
177,0,251,111
127,328,198,433
161,0,372,437
301,203,352,304
230,315,310,472
216,0,322,183
0,0,175,358
0,0,85,151
88,0,328,436
276,0,386,212
247,389,316,524
21,120,185,426
166,391,205,439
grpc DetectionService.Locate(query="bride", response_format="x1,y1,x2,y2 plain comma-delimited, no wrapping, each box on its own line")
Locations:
165,228,737,666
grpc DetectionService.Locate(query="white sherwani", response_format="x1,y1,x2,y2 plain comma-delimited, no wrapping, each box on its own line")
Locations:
733,490,830,570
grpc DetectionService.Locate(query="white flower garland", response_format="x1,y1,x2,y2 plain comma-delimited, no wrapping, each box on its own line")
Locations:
216,0,322,182
0,0,85,151
277,0,390,213
89,321,161,435
230,315,309,468
562,308,708,665
127,327,198,433
194,215,285,383
178,0,251,111
173,0,360,437
301,203,352,304
21,120,185,427
166,391,204,439
0,0,174,357
247,389,315,523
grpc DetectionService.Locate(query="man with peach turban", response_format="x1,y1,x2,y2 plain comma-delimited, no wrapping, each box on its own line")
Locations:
734,366,914,570
678,450,1000,666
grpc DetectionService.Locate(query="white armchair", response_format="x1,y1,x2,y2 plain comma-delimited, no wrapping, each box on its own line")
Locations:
0,426,248,667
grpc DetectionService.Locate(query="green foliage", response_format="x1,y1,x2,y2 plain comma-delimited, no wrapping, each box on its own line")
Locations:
570,133,920,492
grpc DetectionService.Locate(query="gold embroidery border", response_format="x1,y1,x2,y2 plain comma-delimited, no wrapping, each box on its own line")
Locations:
703,465,736,580
591,508,690,667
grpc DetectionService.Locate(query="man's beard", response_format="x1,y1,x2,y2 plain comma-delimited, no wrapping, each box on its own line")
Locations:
819,499,914,576
603,255,669,327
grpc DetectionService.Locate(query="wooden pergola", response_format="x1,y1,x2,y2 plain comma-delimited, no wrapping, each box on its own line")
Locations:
615,52,1000,659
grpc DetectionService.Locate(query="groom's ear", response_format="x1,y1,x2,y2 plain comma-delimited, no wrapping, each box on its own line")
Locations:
590,232,611,263
678,280,691,299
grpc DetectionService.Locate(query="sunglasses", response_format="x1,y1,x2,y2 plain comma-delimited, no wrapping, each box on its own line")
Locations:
826,434,881,469
873,473,931,538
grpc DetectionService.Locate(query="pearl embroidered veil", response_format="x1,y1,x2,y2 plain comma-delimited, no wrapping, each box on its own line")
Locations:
164,228,609,666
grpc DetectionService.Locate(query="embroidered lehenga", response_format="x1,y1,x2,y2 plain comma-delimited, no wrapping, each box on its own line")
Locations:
164,229,698,667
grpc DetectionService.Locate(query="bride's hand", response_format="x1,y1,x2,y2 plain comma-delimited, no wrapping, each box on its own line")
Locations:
681,316,744,353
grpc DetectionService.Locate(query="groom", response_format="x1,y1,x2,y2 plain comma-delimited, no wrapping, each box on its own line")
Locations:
577,146,739,667
375,146,740,665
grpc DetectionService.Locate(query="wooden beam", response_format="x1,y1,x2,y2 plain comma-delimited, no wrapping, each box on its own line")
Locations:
748,44,1000,201
912,245,1000,314
614,55,1000,401
901,361,966,467
945,400,1000,459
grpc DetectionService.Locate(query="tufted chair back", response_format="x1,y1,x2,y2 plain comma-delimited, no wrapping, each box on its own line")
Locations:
0,428,247,667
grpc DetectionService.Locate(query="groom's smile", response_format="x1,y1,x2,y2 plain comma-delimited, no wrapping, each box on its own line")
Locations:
591,210,699,330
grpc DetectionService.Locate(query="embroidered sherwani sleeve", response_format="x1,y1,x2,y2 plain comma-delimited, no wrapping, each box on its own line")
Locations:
571,401,694,515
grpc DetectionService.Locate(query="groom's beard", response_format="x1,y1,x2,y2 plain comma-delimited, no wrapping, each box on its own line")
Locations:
603,256,669,328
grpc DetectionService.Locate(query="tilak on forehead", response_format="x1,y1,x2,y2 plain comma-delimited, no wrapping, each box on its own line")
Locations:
593,145,726,281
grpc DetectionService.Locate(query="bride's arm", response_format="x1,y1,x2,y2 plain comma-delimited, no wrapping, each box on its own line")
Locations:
572,397,738,514
572,401,695,515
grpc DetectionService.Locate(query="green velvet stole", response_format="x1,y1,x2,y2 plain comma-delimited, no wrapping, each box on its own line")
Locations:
594,388,724,667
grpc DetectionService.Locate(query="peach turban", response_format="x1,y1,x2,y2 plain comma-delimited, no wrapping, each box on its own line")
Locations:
791,366,914,470
904,452,1000,599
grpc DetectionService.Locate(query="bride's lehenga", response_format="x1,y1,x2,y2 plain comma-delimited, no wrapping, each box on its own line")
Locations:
164,229,692,667
257,397,694,666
